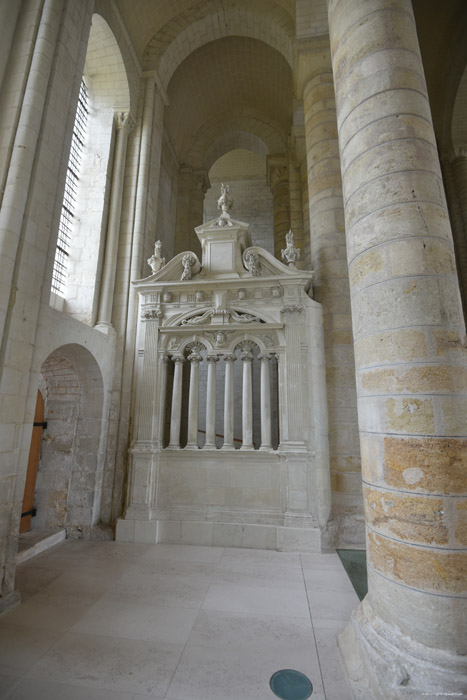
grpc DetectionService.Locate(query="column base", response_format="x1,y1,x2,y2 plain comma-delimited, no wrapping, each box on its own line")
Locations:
203,444,217,450
166,444,180,450
259,444,273,451
221,444,235,451
185,443,199,449
339,597,467,700
240,445,254,451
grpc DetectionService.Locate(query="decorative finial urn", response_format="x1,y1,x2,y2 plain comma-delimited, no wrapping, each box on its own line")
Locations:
281,230,300,268
216,183,234,227
147,240,165,273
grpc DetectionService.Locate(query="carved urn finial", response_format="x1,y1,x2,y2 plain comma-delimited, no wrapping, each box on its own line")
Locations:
147,239,165,273
281,230,300,268
216,183,234,227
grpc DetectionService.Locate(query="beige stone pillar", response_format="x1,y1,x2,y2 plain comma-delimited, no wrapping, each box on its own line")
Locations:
328,1,467,697
296,39,362,543
97,111,134,328
267,155,291,258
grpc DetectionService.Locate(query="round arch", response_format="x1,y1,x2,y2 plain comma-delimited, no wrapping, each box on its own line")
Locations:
142,0,294,90
84,14,131,112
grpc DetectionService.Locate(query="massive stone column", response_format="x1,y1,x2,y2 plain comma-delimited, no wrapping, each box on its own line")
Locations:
296,39,362,544
328,1,467,697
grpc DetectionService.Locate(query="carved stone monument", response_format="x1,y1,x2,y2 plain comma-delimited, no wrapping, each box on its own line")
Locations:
116,188,330,551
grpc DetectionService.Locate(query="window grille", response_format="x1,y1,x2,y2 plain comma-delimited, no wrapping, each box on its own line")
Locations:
51,81,89,296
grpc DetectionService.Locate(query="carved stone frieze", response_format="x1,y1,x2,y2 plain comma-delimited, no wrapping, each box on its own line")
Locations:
179,308,263,326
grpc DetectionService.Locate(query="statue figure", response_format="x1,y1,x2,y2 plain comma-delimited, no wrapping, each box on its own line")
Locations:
147,240,165,273
181,253,196,281
243,249,261,277
281,230,300,268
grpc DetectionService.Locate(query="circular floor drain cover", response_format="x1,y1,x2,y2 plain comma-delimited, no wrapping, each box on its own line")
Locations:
270,669,313,699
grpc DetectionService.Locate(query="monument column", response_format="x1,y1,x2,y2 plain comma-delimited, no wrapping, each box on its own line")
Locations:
222,354,236,450
204,355,219,449
186,345,202,448
240,343,254,450
168,356,184,448
259,354,272,450
328,0,467,697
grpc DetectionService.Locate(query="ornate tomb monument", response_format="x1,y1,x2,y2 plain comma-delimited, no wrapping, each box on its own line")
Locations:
116,187,330,550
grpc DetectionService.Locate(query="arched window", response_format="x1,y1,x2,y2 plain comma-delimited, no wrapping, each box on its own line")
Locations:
51,81,89,297
49,14,131,325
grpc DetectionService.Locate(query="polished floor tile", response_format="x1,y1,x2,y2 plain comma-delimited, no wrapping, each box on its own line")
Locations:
26,632,184,696
0,539,357,700
166,644,325,700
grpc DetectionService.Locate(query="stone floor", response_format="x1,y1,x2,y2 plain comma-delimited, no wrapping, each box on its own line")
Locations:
0,540,358,700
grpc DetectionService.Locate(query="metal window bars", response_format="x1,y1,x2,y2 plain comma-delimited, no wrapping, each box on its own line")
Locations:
51,81,89,296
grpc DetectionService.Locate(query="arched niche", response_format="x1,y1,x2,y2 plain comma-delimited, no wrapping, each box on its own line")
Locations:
32,344,105,535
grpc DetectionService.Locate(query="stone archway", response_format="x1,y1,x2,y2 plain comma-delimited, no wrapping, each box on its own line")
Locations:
32,344,105,536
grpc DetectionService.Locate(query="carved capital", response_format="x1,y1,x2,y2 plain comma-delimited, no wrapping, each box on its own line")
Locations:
207,354,220,363
171,355,185,365
142,307,162,320
114,111,135,133
281,303,304,315
258,353,272,362
187,341,204,362
223,353,236,363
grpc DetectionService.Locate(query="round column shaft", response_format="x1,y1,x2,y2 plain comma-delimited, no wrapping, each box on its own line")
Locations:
259,354,272,450
186,349,201,448
328,0,467,697
222,354,236,450
204,355,218,449
240,349,254,450
97,112,134,327
168,356,184,448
